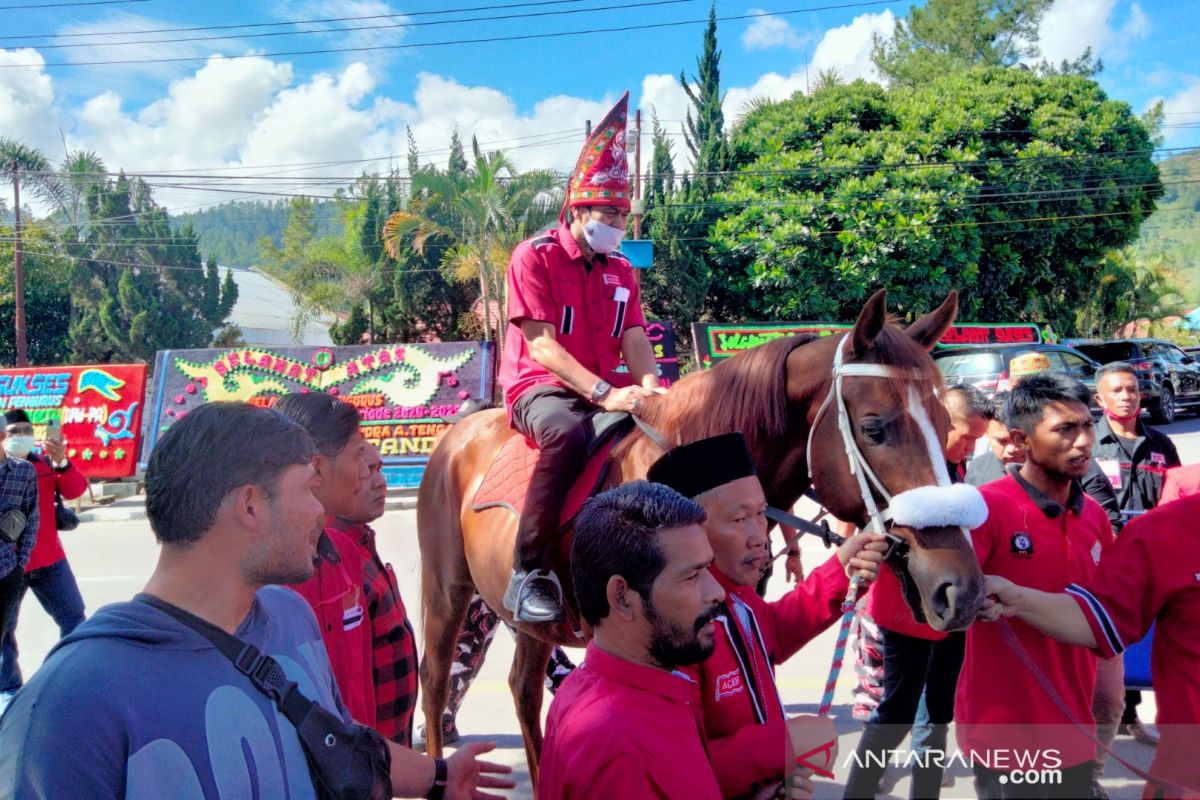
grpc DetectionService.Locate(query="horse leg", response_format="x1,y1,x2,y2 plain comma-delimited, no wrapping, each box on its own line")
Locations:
419,576,471,757
510,631,554,787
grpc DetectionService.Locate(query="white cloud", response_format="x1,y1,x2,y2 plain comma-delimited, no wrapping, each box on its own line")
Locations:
741,9,804,51
0,49,60,156
1036,0,1150,66
286,0,410,75
725,70,809,122
1152,77,1200,147
810,10,895,84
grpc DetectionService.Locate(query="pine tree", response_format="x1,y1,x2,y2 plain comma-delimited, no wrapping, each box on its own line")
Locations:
447,127,469,175
680,3,727,188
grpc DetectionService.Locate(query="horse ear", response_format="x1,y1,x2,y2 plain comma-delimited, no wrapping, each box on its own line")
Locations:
906,291,959,352
850,289,888,356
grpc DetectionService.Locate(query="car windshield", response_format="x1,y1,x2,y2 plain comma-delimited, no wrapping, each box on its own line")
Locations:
936,351,1003,378
1077,342,1137,363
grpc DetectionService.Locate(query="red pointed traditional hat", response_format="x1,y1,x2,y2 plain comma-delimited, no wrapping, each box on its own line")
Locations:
563,91,631,217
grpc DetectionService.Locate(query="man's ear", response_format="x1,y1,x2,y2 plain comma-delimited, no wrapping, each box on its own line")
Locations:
225,483,268,531
311,453,327,482
1009,428,1029,452
606,575,639,622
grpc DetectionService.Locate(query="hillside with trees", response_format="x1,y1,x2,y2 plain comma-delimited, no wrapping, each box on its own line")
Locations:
172,198,342,269
1134,148,1200,303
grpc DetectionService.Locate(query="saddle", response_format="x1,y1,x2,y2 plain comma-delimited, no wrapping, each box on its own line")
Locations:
471,411,633,526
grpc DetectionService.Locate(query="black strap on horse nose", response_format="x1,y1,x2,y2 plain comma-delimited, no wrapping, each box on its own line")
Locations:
765,505,909,565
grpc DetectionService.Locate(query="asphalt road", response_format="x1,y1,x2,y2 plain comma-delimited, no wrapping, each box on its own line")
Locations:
10,415,1200,799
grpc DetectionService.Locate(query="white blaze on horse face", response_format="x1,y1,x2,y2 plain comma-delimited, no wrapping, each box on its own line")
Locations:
906,385,952,487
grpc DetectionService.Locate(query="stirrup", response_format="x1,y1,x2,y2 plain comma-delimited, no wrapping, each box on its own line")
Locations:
512,569,565,623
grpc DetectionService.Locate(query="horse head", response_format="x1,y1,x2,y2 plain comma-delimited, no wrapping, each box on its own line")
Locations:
801,290,986,631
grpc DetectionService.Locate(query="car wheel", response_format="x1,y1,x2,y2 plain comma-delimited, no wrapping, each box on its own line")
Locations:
1151,385,1175,425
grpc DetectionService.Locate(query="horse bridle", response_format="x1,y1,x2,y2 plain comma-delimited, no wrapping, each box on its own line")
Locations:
803,336,950,562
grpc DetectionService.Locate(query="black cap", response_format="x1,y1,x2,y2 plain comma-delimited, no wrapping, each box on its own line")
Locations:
2,409,30,425
647,432,758,499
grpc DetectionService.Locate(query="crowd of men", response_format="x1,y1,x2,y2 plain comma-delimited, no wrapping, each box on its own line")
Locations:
0,89,1195,800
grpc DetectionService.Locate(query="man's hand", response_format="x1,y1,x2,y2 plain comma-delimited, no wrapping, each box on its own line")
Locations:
787,769,815,799
600,385,656,415
444,742,515,799
40,439,66,464
784,547,804,584
977,575,1022,623
836,532,888,583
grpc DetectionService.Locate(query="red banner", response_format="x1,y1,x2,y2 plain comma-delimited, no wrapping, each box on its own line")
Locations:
0,365,147,478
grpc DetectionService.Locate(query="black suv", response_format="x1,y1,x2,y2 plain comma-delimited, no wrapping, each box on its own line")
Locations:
933,343,1102,406
1072,339,1200,424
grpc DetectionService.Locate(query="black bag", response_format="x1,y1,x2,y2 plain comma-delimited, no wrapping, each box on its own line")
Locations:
0,504,26,543
136,594,393,800
54,491,79,532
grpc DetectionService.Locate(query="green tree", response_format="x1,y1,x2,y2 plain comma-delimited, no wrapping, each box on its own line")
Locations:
0,220,72,366
59,150,106,231
680,3,728,186
708,69,1162,333
447,127,469,175
383,138,559,351
872,0,1055,86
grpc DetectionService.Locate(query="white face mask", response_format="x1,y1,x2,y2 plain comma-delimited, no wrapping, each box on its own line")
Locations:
582,220,625,254
3,435,35,459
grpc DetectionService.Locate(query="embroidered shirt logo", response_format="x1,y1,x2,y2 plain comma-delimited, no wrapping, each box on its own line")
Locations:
1010,532,1034,556
1150,451,1167,467
602,273,622,286
1091,542,1102,565
715,670,745,701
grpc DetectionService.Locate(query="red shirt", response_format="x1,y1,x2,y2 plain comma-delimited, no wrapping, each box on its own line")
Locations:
865,563,948,641
1160,464,1200,505
25,455,88,572
538,642,720,800
288,527,375,727
1067,495,1200,797
499,224,646,414
335,519,419,746
956,473,1113,769
680,557,848,798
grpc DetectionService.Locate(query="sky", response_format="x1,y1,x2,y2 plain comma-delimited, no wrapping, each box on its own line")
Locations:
2,0,1199,215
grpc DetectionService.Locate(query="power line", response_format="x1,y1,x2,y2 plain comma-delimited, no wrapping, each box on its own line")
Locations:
0,0,145,9
7,0,697,51
0,0,591,40
0,0,904,68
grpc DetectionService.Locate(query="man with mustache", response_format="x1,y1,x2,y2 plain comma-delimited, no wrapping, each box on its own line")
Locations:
955,374,1114,798
539,481,725,799
648,433,887,799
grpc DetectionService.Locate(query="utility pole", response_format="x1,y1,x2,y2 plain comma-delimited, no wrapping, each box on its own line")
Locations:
11,163,28,367
633,108,643,240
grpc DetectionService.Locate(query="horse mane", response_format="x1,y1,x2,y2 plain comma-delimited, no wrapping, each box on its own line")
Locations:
629,335,815,464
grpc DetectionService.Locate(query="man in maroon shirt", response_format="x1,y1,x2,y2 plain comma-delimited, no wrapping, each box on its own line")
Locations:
539,481,725,799
981,492,1200,798
498,92,662,623
956,373,1114,798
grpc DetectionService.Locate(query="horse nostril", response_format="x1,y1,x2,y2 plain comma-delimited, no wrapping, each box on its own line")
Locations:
931,581,957,619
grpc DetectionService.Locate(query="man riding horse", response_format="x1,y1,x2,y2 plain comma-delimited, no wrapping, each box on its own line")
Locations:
499,91,662,623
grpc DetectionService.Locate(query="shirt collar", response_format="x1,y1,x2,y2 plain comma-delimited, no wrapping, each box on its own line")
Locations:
581,641,697,702
1095,416,1143,445
555,222,606,266
1007,465,1085,517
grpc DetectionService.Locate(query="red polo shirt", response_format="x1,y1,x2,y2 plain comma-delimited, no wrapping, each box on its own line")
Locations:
499,224,646,414
288,527,375,728
956,473,1113,769
1066,494,1200,797
538,642,720,800
681,557,848,798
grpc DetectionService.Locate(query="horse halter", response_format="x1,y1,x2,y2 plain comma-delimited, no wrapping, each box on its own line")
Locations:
804,336,954,553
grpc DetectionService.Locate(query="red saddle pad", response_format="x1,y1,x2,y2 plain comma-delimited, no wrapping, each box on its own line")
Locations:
472,434,616,526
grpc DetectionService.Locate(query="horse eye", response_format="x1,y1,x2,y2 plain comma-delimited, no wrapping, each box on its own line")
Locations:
859,419,887,444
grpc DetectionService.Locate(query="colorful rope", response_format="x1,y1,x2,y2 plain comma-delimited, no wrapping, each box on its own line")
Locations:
817,575,862,716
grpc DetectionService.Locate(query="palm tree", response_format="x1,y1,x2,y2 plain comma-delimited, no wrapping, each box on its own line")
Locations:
1,138,66,366
382,137,560,352
59,150,107,232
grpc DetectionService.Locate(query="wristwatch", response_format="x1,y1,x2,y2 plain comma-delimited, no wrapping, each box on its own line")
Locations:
426,757,448,800
590,380,613,404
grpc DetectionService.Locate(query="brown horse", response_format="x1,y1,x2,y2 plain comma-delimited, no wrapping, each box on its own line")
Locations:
417,289,985,783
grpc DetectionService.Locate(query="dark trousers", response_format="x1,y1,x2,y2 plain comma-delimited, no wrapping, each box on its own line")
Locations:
1122,690,1142,725
510,386,594,570
0,567,25,693
0,558,86,691
844,628,966,800
972,761,1093,799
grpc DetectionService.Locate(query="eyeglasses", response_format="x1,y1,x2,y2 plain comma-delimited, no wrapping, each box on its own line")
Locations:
5,425,34,435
